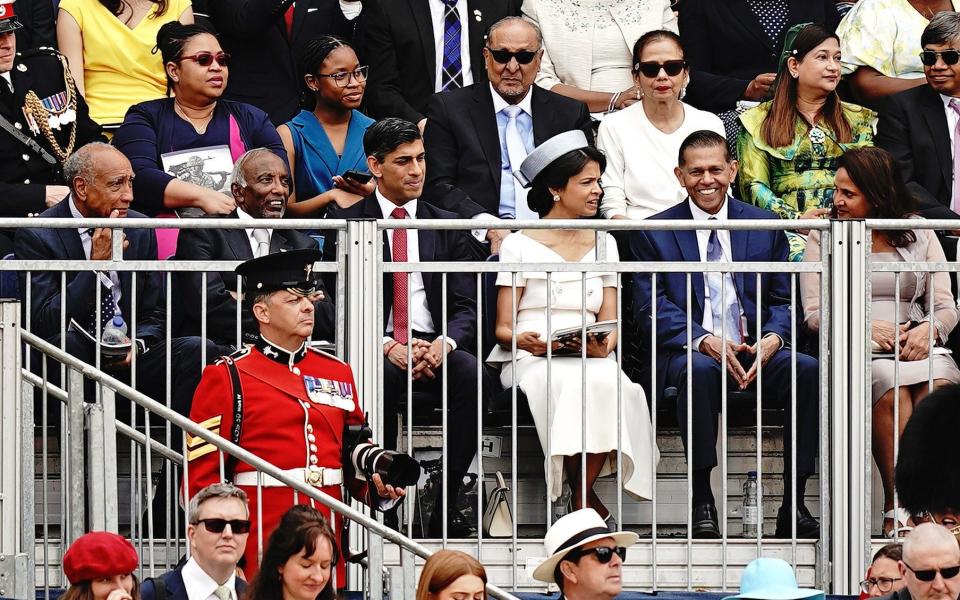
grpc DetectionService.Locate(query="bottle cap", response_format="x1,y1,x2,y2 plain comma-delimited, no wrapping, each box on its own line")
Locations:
747,470,757,478
112,315,124,326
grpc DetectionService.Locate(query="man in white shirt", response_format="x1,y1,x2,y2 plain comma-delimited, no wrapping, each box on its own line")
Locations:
631,130,820,541
326,118,487,538
141,484,250,600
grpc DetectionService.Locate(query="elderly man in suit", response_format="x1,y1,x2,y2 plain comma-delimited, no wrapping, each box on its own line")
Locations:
362,0,520,126
141,484,250,600
173,148,335,346
326,118,486,537
423,17,592,252
631,130,820,540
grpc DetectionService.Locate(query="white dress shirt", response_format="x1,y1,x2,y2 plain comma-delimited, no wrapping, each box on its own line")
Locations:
180,557,237,600
428,0,474,92
235,207,273,257
377,190,454,348
688,197,742,350
940,93,960,152
69,195,122,311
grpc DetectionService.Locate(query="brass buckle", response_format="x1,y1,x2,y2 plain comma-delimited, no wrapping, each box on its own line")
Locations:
306,468,323,486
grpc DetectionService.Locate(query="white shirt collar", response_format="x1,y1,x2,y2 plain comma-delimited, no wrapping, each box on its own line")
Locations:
688,195,730,221
67,194,92,236
375,188,417,220
235,206,253,221
180,557,237,600
1,72,12,92
490,82,534,116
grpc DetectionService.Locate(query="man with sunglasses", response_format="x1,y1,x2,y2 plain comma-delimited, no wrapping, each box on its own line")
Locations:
879,523,960,600
532,509,637,600
423,17,592,252
142,484,250,600
877,12,960,257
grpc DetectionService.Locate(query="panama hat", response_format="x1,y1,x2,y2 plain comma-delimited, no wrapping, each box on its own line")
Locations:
532,508,638,583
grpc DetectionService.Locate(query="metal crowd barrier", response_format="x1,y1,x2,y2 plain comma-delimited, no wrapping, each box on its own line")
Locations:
0,217,952,597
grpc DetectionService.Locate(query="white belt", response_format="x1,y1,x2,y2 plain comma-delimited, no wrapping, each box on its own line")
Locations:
234,467,344,488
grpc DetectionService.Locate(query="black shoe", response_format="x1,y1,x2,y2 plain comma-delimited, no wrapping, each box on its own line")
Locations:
692,502,720,539
774,504,820,539
382,509,400,532
427,507,477,538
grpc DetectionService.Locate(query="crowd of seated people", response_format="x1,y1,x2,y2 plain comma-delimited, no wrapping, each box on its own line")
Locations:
11,0,960,569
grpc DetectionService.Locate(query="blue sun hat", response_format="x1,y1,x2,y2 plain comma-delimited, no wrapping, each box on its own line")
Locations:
724,558,825,600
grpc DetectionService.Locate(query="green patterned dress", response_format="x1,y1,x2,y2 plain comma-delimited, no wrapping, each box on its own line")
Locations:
737,101,875,261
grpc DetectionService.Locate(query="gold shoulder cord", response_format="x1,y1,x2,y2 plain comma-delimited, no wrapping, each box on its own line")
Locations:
23,53,78,162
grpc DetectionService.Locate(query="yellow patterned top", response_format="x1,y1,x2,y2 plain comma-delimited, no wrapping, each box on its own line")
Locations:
837,0,960,78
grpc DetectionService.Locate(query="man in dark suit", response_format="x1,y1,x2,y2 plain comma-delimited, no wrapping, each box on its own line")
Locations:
423,17,592,252
13,0,55,50
174,148,334,346
14,143,222,417
141,483,249,600
327,118,486,537
876,12,960,229
0,8,103,255
362,0,520,125
197,0,364,125
631,131,820,540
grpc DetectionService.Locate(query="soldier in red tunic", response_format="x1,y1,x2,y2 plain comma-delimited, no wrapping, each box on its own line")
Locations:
186,248,410,584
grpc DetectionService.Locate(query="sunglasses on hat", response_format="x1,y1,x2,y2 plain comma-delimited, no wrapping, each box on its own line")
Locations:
635,60,686,78
486,48,539,65
570,546,627,563
197,518,251,534
903,562,960,582
920,49,960,66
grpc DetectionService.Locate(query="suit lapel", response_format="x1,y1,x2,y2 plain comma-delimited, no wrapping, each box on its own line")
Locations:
670,201,705,314
727,200,748,295
466,0,489,79
728,0,774,52
291,0,310,46
530,85,552,145
410,0,437,80
920,87,953,192
415,203,436,292
469,85,503,189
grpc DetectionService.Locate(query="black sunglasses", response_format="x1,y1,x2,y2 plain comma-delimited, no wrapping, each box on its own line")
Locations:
486,48,539,65
920,49,960,66
179,51,231,67
196,518,251,534
903,562,960,582
635,60,686,78
572,546,627,564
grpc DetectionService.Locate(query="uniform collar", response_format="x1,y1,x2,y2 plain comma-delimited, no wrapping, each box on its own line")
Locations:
255,334,307,367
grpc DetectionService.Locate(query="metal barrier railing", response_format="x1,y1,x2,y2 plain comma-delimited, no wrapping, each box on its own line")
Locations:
3,216,955,596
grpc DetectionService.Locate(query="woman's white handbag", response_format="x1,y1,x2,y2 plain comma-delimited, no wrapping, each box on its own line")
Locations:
483,471,514,538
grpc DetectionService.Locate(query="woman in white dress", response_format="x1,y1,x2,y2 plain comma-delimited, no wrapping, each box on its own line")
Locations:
488,131,659,524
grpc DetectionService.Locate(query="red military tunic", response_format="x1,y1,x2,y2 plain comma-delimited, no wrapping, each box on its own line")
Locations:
186,336,367,583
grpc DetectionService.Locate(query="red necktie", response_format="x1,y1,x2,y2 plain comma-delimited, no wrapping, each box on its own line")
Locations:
391,207,409,343
284,2,295,37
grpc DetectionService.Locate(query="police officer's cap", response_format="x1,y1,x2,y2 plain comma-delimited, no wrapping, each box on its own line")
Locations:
235,248,323,296
895,384,960,516
0,0,23,35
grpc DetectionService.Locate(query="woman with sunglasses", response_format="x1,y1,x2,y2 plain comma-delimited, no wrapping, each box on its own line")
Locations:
278,36,375,223
738,23,874,261
56,0,193,127
801,147,960,537
114,22,286,223
415,550,487,600
247,505,338,600
522,0,675,114
597,30,725,221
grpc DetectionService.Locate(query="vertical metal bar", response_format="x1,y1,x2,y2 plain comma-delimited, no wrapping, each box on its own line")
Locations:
720,271,729,587
615,270,623,530
509,272,518,593
650,271,658,592
685,272,693,591
441,272,449,544
790,274,798,567
545,270,553,527
755,272,762,555
65,367,85,546
475,271,484,558
580,271,587,512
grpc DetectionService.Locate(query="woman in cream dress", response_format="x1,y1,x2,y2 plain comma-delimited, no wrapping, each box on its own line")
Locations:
488,131,658,523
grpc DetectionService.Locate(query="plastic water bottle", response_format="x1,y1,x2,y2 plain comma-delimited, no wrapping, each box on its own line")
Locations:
101,315,129,346
742,470,759,538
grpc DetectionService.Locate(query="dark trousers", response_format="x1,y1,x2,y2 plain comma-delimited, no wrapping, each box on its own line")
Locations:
382,345,487,510
664,347,820,484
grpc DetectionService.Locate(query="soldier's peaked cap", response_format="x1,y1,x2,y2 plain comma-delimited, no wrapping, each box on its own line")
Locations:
235,248,323,294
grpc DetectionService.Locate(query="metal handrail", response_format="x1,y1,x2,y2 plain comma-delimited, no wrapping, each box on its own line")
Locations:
19,329,521,600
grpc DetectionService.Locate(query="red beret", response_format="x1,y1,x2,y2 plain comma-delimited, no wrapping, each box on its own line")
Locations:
62,532,139,584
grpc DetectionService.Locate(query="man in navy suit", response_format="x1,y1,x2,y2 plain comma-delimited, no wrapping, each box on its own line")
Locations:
327,118,486,537
14,142,223,418
141,483,250,600
631,131,820,539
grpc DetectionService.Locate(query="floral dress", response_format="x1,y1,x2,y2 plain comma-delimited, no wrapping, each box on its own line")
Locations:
737,101,875,261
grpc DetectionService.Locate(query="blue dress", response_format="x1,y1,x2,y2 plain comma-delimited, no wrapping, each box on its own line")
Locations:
285,109,375,216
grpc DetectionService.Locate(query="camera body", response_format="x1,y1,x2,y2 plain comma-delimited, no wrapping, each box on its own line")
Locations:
343,424,421,488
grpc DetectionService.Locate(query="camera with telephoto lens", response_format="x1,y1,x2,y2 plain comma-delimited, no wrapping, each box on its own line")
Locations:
344,424,422,487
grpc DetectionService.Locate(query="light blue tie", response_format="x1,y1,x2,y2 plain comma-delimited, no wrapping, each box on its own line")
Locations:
706,226,743,343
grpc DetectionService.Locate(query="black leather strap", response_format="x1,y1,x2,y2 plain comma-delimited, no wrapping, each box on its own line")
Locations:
0,111,57,165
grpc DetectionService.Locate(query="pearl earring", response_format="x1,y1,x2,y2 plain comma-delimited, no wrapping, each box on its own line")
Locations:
552,194,560,202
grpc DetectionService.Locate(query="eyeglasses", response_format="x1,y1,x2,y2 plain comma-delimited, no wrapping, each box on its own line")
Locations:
902,562,960,582
635,60,687,78
571,546,627,564
178,51,231,67
314,66,369,87
485,48,539,65
859,577,903,593
195,518,251,534
920,49,960,66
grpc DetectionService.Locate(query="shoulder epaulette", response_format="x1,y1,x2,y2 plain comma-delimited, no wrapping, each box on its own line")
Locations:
215,345,251,365
16,46,66,63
